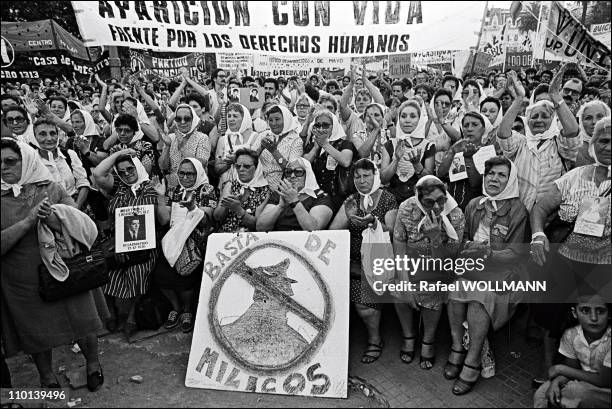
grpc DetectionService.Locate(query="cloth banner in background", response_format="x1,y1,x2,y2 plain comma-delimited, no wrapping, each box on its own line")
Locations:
216,53,254,71
452,50,493,78
129,50,206,79
389,54,411,79
252,55,351,77
1,49,108,81
590,23,611,50
71,1,422,56
410,50,458,68
544,1,611,68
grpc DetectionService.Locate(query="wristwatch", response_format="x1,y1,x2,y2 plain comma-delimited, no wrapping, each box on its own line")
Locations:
277,157,284,166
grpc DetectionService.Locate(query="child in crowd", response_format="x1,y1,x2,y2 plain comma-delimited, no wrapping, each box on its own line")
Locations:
533,294,611,408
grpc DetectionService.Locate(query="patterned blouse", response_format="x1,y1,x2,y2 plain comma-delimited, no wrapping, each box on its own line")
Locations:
167,131,211,189
167,183,218,249
110,140,157,177
219,180,271,233
251,131,303,190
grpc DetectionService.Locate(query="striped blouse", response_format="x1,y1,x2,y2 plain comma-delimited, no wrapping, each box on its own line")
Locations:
499,130,580,212
251,130,303,190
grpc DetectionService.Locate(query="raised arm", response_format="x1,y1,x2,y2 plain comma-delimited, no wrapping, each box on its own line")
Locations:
549,64,579,138
498,71,526,139
339,71,355,122
93,148,135,194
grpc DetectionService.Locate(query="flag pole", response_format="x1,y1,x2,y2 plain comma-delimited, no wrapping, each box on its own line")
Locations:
475,0,489,51
532,1,545,67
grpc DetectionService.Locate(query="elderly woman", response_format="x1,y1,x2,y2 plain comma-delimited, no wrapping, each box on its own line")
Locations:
530,116,611,389
575,100,611,166
214,148,270,232
214,103,256,185
304,109,354,211
93,150,161,338
293,93,315,134
154,158,217,333
446,156,529,395
160,104,211,190
352,103,391,168
30,119,90,210
1,139,104,391
427,89,461,166
479,97,503,147
252,105,303,190
393,176,465,370
3,106,34,143
107,114,157,177
381,100,436,204
498,68,580,212
329,159,398,363
257,157,334,232
438,112,489,210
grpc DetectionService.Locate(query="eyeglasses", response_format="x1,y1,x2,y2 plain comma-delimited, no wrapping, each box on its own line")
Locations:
116,127,133,134
562,88,581,97
176,116,192,123
436,101,451,107
313,122,332,130
421,196,447,208
178,171,196,178
5,117,26,124
296,104,310,109
117,166,136,175
283,168,306,178
217,74,227,79
235,163,254,170
1,157,21,167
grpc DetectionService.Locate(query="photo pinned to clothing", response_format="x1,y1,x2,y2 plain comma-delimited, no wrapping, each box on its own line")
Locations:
471,145,497,174
573,197,609,237
115,205,156,253
449,152,468,182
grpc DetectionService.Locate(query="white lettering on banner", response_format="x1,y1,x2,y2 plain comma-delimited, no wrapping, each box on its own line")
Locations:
71,1,423,56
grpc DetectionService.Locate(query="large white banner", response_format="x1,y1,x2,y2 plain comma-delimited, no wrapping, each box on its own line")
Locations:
185,230,350,398
72,1,423,56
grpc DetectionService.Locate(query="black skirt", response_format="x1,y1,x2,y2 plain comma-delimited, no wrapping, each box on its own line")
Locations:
152,257,203,292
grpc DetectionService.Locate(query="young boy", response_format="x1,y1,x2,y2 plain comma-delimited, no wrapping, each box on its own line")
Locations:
534,295,611,408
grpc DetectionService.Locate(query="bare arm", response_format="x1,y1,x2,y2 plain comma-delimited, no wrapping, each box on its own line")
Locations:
1,216,35,255
340,73,355,122
294,203,333,231
328,204,349,230
168,78,188,110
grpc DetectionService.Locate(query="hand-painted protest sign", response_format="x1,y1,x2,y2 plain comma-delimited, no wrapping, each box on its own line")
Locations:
545,1,611,68
590,23,611,50
71,1,422,56
505,51,533,71
129,50,206,80
252,55,350,78
389,54,411,79
186,230,350,398
452,50,492,78
411,50,457,68
115,205,156,253
216,53,254,71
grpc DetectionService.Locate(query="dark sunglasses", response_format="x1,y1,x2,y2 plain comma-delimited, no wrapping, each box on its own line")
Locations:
178,171,196,178
5,117,26,124
116,127,133,134
1,157,21,166
235,163,254,170
313,122,332,130
436,101,451,107
176,116,193,123
421,196,447,208
283,168,306,178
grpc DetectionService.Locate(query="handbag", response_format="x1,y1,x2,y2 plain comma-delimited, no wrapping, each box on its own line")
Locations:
96,234,151,270
174,237,202,276
38,245,109,302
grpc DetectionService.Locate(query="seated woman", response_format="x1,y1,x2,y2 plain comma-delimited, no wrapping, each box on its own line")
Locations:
93,149,162,339
381,100,435,204
160,104,211,190
498,68,579,212
252,105,303,190
328,159,398,363
530,116,611,390
575,100,610,166
214,103,256,187
303,109,354,211
352,103,391,169
213,148,270,232
427,89,461,167
257,157,334,231
107,114,157,177
155,158,217,333
446,156,529,395
393,176,465,370
30,119,90,211
479,96,503,148
437,112,488,210
1,139,105,391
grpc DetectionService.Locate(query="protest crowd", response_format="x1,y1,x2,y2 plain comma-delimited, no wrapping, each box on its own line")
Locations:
1,2,611,408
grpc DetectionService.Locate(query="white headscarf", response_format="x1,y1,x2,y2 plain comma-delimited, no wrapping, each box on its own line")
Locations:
524,100,558,152
174,104,201,139
295,94,315,120
225,104,254,151
363,102,388,128
394,101,429,182
309,109,346,145
355,159,382,211
178,158,209,200
114,156,150,197
71,109,99,137
479,158,519,210
589,116,612,177
577,101,611,145
414,175,459,241
1,140,52,197
267,105,298,139
480,99,503,138
294,157,320,199
232,152,268,194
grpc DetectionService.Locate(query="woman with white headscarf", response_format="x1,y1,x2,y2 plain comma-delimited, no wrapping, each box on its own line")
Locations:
329,158,398,364
107,113,158,178
575,100,611,167
214,103,256,185
93,148,162,339
498,68,579,212
2,138,105,391
154,158,217,333
446,156,529,395
381,100,436,204
293,93,315,133
352,102,392,169
257,157,334,231
253,104,303,190
160,104,211,190
479,96,504,147
393,175,465,371
214,148,271,233
304,108,354,211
